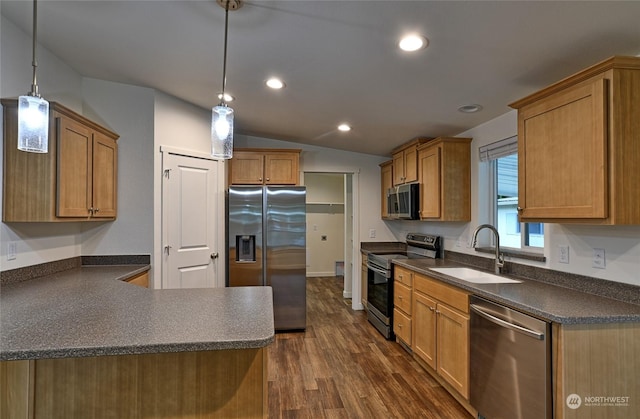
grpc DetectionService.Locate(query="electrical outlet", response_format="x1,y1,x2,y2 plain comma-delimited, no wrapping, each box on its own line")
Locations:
7,242,17,261
558,245,569,264
592,248,606,269
369,229,376,238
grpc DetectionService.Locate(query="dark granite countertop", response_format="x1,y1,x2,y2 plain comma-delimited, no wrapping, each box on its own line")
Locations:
0,266,275,361
392,258,640,324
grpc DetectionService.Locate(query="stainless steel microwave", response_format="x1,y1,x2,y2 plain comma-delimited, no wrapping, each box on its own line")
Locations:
387,183,419,220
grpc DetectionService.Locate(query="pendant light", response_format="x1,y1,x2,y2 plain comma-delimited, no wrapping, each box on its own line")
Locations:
18,0,49,154
211,0,242,160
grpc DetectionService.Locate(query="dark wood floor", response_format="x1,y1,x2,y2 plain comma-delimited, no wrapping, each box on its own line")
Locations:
267,276,471,418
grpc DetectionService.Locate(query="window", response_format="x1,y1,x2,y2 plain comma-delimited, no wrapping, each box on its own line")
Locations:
480,137,544,250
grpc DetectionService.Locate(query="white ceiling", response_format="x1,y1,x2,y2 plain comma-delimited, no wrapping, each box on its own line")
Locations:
2,1,640,157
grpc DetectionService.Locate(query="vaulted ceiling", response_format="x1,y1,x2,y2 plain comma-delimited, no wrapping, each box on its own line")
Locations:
3,1,640,156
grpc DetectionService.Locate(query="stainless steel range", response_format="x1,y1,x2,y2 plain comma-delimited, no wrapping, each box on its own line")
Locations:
366,233,441,339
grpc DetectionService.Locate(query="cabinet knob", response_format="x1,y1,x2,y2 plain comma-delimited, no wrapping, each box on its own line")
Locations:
259,177,263,181
517,206,523,212
211,252,219,259
266,178,270,181
94,208,100,213
398,296,403,300
88,207,94,215
429,306,435,312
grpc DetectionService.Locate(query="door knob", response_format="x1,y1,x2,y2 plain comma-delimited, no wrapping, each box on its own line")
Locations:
211,252,219,259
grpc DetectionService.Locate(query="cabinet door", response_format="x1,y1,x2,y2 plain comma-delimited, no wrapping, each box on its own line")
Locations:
380,163,393,218
419,145,441,219
519,78,608,220
403,146,418,183
413,292,437,370
392,151,405,185
264,153,299,184
437,303,469,399
92,133,118,218
230,152,264,184
57,116,92,217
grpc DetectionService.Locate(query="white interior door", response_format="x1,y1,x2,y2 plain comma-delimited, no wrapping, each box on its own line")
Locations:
162,152,219,289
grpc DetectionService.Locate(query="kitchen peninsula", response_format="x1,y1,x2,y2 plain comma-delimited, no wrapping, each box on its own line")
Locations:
0,266,274,418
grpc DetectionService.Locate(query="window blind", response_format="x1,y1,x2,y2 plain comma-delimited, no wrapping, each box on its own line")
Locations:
479,135,518,162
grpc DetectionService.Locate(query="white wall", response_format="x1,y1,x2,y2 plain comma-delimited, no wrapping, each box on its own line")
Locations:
80,78,155,257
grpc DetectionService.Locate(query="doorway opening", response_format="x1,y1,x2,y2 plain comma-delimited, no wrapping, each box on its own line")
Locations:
302,171,358,308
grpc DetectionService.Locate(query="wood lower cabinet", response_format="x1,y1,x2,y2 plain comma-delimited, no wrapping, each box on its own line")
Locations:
393,265,414,346
229,148,300,185
379,160,393,218
553,322,640,419
2,100,119,222
417,137,471,221
510,55,640,224
412,272,470,400
126,271,149,288
0,348,268,419
361,254,368,308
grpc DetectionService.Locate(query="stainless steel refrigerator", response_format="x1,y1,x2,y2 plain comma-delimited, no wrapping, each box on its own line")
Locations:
227,186,306,331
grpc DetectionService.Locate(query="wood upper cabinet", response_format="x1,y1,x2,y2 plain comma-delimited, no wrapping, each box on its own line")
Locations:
417,137,471,221
379,160,393,218
392,139,429,186
2,100,119,222
229,148,300,185
509,56,640,224
412,272,470,400
57,117,118,218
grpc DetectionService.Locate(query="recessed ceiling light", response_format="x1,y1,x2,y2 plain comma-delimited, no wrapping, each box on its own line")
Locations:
458,104,483,113
266,78,285,89
338,123,351,132
398,34,428,52
217,93,235,102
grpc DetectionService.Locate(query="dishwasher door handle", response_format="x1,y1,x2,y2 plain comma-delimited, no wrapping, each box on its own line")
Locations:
470,304,545,340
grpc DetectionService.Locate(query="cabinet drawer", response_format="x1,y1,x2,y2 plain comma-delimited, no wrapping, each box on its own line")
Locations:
414,273,469,314
394,281,412,315
394,265,413,287
393,308,412,345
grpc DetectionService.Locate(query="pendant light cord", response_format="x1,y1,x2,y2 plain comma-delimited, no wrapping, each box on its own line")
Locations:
219,0,230,105
30,0,40,97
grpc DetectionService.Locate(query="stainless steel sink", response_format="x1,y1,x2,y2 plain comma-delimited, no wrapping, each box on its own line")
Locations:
431,267,522,284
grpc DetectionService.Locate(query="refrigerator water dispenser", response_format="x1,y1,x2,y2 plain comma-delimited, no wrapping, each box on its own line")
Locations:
236,235,256,262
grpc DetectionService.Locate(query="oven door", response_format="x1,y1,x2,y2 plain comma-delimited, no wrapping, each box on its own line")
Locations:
366,263,392,320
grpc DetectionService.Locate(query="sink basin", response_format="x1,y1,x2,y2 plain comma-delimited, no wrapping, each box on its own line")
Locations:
430,267,522,284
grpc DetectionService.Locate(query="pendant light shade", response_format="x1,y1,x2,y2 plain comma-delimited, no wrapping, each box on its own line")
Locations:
211,0,241,160
18,95,49,153
211,104,234,158
18,0,49,153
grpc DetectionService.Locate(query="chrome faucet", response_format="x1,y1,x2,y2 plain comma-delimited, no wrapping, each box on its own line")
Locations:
471,224,504,274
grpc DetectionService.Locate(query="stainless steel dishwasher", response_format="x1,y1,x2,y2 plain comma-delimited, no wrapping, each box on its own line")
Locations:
470,296,551,419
